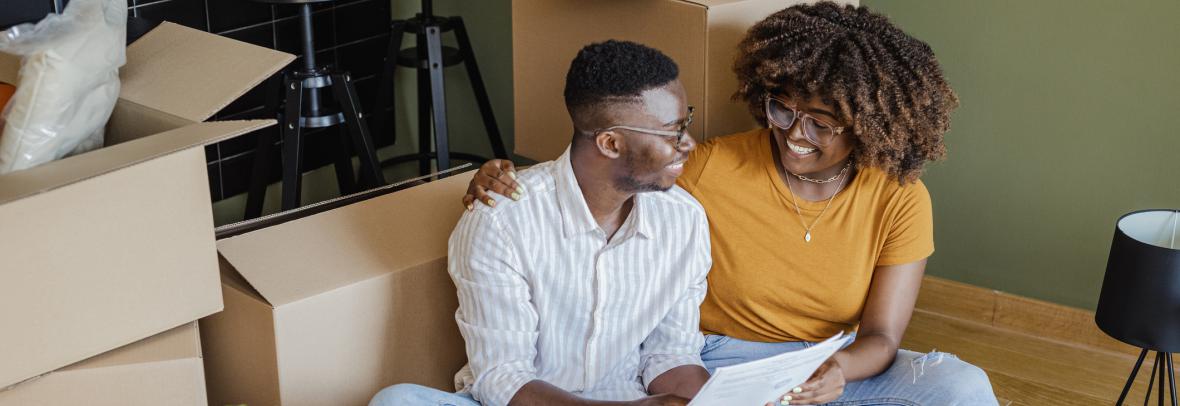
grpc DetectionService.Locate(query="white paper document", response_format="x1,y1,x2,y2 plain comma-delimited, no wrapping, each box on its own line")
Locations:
688,332,852,406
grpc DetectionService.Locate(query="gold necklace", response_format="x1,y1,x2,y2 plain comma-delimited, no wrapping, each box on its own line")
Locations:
791,166,846,184
785,163,850,242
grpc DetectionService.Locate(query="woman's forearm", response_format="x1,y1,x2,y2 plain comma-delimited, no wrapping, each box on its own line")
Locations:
832,332,900,381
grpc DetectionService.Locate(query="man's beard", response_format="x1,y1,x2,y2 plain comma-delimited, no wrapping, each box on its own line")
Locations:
616,152,674,193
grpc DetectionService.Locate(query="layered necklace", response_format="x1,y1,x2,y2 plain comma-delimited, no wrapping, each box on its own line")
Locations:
784,160,852,242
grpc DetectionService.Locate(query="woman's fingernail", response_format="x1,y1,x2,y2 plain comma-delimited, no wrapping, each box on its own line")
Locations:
511,192,521,201
466,203,473,211
516,187,525,195
779,399,789,405
782,395,792,401
792,387,802,394
487,199,496,208
508,171,517,179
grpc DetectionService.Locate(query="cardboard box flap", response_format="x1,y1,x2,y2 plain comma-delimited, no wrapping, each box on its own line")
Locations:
61,322,200,372
0,52,17,84
217,173,473,307
122,22,294,122
0,119,273,205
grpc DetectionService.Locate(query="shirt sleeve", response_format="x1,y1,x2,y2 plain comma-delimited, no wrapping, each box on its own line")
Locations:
638,208,711,390
448,210,539,406
877,180,935,266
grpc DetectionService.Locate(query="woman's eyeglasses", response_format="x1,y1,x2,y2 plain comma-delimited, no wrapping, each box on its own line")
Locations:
764,96,844,147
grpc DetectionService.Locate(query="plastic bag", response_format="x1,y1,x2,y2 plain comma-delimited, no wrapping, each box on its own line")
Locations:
0,0,126,174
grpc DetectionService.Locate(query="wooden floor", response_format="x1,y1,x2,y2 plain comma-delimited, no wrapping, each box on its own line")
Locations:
905,277,1156,406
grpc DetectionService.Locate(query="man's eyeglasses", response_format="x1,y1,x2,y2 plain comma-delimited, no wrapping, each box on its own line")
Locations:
764,96,845,147
595,106,695,149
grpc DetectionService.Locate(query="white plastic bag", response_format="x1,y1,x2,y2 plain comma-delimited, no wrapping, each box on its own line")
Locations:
0,0,126,174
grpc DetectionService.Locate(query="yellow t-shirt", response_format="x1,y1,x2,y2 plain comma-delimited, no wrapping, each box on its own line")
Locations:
678,129,934,343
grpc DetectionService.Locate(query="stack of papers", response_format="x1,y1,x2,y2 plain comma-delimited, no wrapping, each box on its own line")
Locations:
689,333,852,406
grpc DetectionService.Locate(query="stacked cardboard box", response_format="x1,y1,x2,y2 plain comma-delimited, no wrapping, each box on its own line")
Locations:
0,22,292,403
0,323,206,405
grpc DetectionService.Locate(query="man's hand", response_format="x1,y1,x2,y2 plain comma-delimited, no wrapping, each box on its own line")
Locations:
630,394,690,406
771,357,845,405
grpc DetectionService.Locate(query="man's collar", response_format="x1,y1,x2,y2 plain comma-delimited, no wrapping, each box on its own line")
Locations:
555,148,655,241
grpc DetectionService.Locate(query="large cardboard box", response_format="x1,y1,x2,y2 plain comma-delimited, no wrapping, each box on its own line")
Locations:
202,174,473,406
0,22,293,388
512,0,857,161
0,322,206,405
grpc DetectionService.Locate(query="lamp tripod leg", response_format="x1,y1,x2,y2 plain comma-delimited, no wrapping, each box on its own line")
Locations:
1121,349,1150,405
1168,353,1176,406
1161,352,1167,406
1143,352,1160,406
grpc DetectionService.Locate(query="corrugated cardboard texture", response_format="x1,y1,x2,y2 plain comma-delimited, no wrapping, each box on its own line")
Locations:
200,280,282,406
273,259,464,405
207,174,473,405
513,0,707,161
62,322,202,372
0,323,205,406
511,0,855,161
0,148,221,388
122,22,294,123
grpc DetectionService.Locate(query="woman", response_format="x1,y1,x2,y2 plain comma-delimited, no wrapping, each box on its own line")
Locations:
463,3,997,405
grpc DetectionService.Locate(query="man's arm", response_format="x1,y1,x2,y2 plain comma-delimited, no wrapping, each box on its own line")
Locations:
647,365,710,399
639,208,712,399
449,210,539,406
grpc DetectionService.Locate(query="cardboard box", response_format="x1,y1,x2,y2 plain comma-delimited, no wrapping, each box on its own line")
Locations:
512,0,857,161
202,174,473,406
0,322,206,406
0,22,293,388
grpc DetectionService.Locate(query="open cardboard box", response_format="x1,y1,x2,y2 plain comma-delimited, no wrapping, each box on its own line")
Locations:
512,0,856,161
202,173,473,406
0,22,293,388
0,322,206,405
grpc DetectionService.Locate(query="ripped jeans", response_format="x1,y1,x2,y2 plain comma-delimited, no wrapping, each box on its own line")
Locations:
701,334,999,406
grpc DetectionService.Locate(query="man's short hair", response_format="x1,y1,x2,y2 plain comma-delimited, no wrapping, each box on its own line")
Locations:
563,40,679,126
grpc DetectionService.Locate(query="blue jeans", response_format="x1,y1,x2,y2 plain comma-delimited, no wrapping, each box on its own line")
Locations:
701,335,999,406
369,384,481,406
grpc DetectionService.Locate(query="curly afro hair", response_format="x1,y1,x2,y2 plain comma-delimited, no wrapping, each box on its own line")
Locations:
564,40,679,133
734,2,958,183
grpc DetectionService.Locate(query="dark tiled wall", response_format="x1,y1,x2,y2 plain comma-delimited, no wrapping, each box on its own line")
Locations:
2,0,393,201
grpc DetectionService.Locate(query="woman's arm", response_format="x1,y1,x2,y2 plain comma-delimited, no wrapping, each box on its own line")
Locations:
788,258,926,405
836,258,927,380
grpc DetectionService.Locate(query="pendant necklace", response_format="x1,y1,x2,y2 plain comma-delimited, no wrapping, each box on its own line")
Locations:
785,161,851,242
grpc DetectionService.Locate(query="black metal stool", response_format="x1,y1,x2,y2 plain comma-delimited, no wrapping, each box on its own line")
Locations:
373,0,508,176
244,0,386,219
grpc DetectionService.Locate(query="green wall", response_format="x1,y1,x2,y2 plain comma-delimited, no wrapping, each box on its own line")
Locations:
863,0,1180,309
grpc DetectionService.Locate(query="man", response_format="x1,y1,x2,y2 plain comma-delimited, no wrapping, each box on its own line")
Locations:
369,40,711,406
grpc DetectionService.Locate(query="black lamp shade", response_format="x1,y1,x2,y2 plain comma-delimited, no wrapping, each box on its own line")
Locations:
1096,209,1180,352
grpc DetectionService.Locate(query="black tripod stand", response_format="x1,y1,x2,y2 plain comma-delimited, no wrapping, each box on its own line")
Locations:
244,0,386,219
1117,350,1176,405
372,0,508,176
